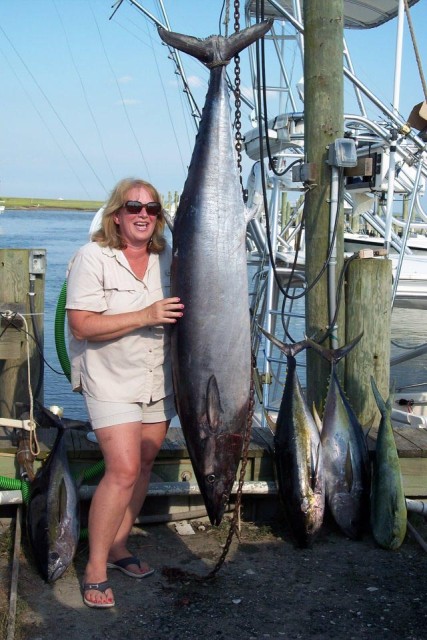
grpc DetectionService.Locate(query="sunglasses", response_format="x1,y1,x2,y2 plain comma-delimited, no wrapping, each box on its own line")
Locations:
122,200,162,216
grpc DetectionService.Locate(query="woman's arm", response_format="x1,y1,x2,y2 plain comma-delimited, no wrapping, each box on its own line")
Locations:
67,297,184,342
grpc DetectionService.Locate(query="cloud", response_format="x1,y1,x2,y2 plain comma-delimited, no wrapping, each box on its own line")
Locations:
187,75,204,88
118,75,133,84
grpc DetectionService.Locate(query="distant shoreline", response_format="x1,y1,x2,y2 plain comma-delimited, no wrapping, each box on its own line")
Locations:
0,197,104,211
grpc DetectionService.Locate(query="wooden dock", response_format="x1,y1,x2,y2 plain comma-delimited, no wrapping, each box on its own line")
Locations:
1,421,426,523
368,425,427,498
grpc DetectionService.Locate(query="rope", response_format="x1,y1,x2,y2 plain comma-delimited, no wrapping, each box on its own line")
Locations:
0,311,40,456
403,0,427,100
18,313,40,457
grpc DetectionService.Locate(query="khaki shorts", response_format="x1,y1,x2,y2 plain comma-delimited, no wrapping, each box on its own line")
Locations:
84,394,176,430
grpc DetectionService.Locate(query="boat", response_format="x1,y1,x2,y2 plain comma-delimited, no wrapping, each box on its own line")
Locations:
0,201,5,214
115,0,427,442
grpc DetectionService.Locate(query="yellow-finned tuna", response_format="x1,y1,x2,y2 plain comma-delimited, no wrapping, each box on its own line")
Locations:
306,335,371,539
370,377,407,550
261,331,325,547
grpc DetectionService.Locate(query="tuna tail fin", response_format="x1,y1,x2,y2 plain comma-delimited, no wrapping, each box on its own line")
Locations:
306,332,364,365
36,404,65,431
259,326,307,358
370,376,392,416
158,20,273,68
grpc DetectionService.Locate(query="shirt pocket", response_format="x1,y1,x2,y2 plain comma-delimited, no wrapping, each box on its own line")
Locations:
106,287,146,313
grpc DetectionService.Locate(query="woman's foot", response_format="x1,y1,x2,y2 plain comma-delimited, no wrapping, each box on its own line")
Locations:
81,580,115,609
106,555,154,578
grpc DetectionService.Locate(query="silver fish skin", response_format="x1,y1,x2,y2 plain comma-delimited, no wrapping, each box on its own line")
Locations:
158,21,272,526
262,331,325,547
307,335,371,539
370,378,407,550
27,412,80,582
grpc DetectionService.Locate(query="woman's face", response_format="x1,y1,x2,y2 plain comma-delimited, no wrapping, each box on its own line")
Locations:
113,185,159,248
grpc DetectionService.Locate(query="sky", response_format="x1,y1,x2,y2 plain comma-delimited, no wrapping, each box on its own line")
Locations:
0,0,426,202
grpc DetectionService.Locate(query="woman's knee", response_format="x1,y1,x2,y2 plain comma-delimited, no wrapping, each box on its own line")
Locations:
104,461,141,490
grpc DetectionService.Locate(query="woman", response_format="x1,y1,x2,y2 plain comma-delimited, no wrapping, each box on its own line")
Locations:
66,178,183,608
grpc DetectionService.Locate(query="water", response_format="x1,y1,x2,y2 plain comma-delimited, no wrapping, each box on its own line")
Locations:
1,208,426,423
0,208,93,419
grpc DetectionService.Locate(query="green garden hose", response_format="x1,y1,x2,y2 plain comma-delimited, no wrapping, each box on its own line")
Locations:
55,280,71,381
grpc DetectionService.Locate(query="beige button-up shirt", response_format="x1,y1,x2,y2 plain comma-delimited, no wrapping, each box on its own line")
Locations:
66,241,173,404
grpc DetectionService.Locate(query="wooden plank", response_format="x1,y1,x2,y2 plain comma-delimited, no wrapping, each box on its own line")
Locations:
400,458,427,497
0,327,22,360
252,425,275,451
368,426,427,458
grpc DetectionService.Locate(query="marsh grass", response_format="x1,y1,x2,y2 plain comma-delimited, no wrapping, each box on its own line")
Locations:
1,197,103,211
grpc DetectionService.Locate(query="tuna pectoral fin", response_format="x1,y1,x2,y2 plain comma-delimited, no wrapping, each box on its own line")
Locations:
58,478,68,522
311,442,323,491
344,446,354,492
312,403,323,434
207,375,223,432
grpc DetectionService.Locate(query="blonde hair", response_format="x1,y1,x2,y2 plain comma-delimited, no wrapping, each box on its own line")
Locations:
91,178,166,253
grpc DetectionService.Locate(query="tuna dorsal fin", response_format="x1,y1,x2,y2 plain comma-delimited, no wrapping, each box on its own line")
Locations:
206,375,223,432
158,21,273,68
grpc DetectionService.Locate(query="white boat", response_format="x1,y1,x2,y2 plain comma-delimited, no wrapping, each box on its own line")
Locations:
0,201,5,214
122,0,427,430
344,230,427,255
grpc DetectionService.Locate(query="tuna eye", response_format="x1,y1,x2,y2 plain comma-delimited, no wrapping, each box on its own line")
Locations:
49,552,60,561
206,474,216,484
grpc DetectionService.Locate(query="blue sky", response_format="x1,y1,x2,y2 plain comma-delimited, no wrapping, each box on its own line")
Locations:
0,0,426,202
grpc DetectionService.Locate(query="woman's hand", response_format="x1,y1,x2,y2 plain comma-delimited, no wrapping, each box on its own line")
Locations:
142,297,184,326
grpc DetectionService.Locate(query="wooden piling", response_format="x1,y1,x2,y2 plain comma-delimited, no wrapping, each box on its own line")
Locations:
0,249,45,418
344,255,392,427
303,0,345,411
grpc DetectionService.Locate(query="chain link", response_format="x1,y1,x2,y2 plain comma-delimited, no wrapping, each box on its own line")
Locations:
161,357,256,583
206,355,256,579
233,0,246,200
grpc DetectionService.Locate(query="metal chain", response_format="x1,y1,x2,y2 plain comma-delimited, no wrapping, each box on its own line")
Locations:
161,356,256,583
206,354,256,579
233,0,246,200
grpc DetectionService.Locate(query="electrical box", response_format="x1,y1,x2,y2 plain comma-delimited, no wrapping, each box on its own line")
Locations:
328,138,357,167
29,249,46,275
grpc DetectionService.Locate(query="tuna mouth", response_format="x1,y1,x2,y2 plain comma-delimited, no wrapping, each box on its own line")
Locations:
48,554,67,582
